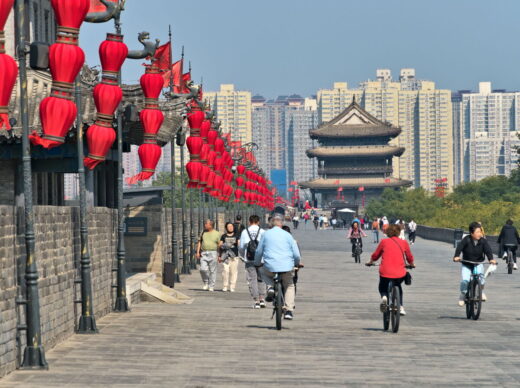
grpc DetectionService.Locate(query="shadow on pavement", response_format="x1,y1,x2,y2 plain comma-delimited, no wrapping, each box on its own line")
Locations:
437,315,468,320
246,325,291,331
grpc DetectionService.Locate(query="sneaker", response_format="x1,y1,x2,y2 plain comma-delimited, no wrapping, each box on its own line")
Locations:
380,296,388,312
209,288,214,292
503,252,508,259
265,287,275,302
230,288,235,292
202,284,209,291
514,263,518,270
253,302,261,309
400,306,406,316
259,300,266,308
458,292,466,307
482,293,487,301
222,287,228,292
284,311,293,320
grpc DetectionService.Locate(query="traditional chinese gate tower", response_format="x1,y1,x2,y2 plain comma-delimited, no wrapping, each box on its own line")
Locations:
300,100,412,209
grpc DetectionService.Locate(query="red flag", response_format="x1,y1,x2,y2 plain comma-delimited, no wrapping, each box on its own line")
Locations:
153,42,171,71
163,59,183,89
180,72,191,93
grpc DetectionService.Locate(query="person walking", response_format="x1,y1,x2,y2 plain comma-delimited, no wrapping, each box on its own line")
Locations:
313,215,319,230
372,218,380,243
239,215,266,308
196,220,221,292
233,215,245,237
366,224,415,316
381,216,389,236
219,222,240,292
292,214,300,230
408,219,417,245
254,214,302,320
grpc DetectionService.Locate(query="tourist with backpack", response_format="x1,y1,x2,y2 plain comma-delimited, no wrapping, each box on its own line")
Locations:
239,215,266,308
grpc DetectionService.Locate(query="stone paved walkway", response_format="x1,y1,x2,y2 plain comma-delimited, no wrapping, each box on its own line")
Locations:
2,226,520,387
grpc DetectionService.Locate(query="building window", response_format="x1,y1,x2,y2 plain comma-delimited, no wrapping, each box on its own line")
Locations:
44,9,50,43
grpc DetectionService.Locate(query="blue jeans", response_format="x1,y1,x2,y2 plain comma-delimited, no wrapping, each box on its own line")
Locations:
373,230,379,243
460,264,484,294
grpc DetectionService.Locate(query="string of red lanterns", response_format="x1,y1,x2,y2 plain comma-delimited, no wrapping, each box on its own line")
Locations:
30,0,90,149
84,33,128,169
126,64,165,184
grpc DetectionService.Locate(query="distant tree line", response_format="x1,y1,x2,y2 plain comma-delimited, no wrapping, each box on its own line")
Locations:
366,170,520,235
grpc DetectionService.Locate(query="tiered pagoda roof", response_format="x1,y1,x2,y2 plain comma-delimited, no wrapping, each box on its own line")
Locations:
307,145,404,158
310,100,401,139
300,177,411,190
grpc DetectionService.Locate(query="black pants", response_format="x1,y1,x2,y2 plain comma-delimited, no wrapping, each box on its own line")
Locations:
409,231,416,243
350,238,362,254
379,276,404,305
502,245,517,263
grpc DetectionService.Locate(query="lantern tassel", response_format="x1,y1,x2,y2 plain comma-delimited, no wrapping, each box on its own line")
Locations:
28,132,65,149
126,171,155,185
83,156,104,170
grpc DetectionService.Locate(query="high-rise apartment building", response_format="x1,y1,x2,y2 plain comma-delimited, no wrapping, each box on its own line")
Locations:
252,95,318,187
204,84,252,143
453,82,520,182
317,69,453,191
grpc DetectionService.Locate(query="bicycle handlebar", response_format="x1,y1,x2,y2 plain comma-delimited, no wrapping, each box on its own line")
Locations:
460,260,495,266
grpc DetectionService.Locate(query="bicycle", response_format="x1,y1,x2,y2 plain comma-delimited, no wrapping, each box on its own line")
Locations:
503,244,516,275
366,263,413,333
352,238,362,264
460,260,488,320
271,265,303,330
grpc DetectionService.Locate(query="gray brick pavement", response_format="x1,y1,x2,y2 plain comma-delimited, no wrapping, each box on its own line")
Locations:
1,226,519,387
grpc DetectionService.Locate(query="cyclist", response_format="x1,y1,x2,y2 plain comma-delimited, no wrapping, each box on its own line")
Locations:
366,224,415,316
347,221,367,257
453,221,496,306
498,219,520,270
254,214,301,320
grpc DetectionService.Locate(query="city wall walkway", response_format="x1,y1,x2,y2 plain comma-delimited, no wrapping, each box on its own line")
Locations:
1,226,520,387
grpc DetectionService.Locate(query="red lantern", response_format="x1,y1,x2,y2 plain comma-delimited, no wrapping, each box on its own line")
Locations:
126,143,162,184
234,188,243,202
200,120,211,140
93,82,122,116
187,110,205,134
140,109,164,142
186,136,203,158
199,164,211,188
49,44,85,84
99,33,128,76
204,171,215,193
236,176,245,187
140,66,163,99
0,52,17,130
207,130,218,148
237,165,246,176
51,0,90,29
186,161,202,188
214,137,225,154
30,97,77,148
84,125,116,169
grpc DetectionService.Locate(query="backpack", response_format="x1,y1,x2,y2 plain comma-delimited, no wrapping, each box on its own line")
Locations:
245,227,260,261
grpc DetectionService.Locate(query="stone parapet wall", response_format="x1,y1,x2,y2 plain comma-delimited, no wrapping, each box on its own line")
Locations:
0,206,117,378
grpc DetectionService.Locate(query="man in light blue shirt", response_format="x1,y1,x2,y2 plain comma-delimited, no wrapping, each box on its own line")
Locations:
254,214,301,319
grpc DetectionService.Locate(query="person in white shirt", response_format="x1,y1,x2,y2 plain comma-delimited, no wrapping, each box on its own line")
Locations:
408,220,417,245
239,215,266,308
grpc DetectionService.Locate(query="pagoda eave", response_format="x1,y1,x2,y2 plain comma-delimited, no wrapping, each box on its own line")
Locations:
300,177,412,190
306,146,405,158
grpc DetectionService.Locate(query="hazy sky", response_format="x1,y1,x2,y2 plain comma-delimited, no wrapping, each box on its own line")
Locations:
82,0,520,98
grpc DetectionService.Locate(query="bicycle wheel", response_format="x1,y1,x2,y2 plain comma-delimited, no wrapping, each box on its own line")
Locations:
275,281,283,330
471,280,482,321
355,252,360,263
465,280,473,319
508,252,513,275
391,286,401,333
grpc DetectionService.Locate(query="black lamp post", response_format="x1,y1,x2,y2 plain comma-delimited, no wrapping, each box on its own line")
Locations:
180,142,190,274
75,78,98,333
14,0,48,369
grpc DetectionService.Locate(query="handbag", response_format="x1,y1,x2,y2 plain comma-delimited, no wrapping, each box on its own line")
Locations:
390,237,412,286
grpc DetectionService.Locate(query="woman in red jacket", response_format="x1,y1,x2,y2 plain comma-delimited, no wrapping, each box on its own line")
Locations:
366,224,415,316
